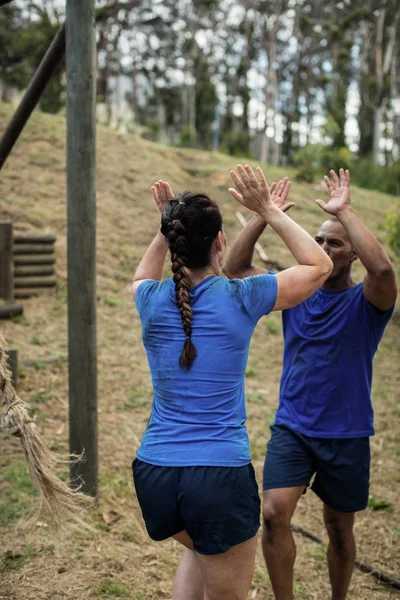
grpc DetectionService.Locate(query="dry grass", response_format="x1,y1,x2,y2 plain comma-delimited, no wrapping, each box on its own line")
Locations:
0,103,399,599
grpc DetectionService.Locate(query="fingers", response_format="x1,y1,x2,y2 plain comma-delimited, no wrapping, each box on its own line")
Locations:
315,199,327,211
244,164,259,187
230,169,246,194
164,181,174,199
282,202,295,212
345,169,350,187
282,179,291,200
151,185,159,204
330,169,340,187
228,188,243,204
276,177,289,198
256,167,268,188
237,165,251,188
270,181,277,194
324,175,334,194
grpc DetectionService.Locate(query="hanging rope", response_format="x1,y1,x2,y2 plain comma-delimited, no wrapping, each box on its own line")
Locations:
1,335,93,528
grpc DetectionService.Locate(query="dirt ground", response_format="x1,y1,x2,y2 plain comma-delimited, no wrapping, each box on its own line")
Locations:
0,104,399,599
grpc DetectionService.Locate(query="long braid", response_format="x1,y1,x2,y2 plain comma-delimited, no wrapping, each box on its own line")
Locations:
168,220,197,367
161,192,223,369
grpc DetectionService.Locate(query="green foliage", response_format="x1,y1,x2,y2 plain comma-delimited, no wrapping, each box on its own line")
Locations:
0,6,65,113
293,144,324,182
31,383,52,404
322,147,353,173
266,319,280,334
352,159,400,196
95,579,129,598
180,124,197,148
0,461,37,525
1,547,38,572
142,118,161,142
294,145,400,196
221,130,251,157
368,496,393,511
386,202,400,257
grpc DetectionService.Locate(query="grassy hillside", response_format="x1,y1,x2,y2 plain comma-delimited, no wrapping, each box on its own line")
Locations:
0,103,399,600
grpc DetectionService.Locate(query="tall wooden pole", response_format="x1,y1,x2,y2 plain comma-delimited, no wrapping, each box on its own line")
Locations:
66,0,97,497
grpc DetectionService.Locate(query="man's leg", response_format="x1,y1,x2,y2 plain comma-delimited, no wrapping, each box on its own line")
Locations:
262,486,305,600
323,506,356,600
172,531,204,600
262,424,315,600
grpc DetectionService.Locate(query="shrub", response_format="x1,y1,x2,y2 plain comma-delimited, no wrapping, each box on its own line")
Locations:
386,201,400,257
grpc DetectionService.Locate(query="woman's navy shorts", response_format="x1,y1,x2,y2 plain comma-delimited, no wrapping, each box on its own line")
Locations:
263,424,371,512
132,459,260,555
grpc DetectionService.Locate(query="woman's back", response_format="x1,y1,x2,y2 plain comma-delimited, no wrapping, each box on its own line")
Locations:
136,274,277,466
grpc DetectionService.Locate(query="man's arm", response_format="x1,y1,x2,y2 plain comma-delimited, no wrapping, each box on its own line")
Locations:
223,214,269,278
338,209,396,310
317,169,397,311
228,166,332,311
224,178,293,279
131,180,174,300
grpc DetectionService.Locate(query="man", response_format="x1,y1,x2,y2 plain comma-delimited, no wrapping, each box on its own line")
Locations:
224,168,397,600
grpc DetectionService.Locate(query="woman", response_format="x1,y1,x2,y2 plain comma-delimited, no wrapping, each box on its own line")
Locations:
131,164,332,600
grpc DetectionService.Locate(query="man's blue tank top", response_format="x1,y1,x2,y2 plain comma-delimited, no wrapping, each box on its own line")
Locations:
275,283,394,438
135,274,278,466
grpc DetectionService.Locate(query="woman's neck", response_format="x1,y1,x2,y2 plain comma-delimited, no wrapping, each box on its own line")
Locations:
189,265,220,287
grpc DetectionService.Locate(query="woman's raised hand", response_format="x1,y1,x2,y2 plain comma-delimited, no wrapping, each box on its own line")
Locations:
229,165,276,218
151,180,175,213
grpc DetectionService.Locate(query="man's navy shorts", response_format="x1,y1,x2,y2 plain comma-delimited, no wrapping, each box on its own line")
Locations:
132,459,260,555
263,424,370,512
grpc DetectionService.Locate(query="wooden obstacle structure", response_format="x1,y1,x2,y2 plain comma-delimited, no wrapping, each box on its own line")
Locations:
13,231,57,298
0,221,56,309
0,220,23,318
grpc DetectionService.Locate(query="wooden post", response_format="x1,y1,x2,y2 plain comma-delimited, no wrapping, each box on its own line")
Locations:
0,221,13,302
66,0,97,498
6,349,18,388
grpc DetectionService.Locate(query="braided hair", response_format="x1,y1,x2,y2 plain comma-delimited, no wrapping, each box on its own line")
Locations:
161,192,223,368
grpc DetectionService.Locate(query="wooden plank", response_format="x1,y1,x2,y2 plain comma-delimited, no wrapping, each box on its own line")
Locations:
14,288,41,299
0,221,13,302
235,211,269,261
14,265,54,276
0,303,23,318
14,254,55,265
13,243,55,254
14,276,56,288
66,0,98,498
14,232,56,244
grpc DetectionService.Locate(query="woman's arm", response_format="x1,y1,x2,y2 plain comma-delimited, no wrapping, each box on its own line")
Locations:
223,178,293,278
131,180,174,300
228,165,333,310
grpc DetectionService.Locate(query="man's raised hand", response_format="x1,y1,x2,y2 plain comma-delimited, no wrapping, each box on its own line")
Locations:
316,169,351,215
270,178,294,213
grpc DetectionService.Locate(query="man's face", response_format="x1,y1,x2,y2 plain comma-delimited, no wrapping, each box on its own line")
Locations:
315,220,357,279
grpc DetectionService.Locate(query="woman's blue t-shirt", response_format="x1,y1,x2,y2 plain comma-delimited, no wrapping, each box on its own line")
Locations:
135,274,277,466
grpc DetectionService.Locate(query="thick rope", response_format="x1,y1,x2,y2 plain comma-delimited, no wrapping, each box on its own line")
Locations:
1,335,93,528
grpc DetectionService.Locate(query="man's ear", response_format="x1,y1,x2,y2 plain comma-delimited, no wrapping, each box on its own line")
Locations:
350,249,358,263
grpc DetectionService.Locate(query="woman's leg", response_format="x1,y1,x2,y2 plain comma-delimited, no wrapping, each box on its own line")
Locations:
195,533,258,600
172,531,204,600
